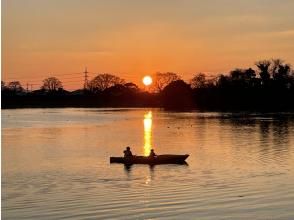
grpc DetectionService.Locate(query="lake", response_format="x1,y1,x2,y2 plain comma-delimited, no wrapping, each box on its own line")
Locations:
2,108,294,219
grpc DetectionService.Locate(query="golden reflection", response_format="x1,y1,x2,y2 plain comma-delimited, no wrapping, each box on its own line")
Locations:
143,111,152,156
145,176,151,185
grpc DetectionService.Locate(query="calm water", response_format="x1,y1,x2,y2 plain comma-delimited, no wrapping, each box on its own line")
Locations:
2,108,294,220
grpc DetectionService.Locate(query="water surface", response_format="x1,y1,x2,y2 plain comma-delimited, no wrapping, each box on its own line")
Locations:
2,108,294,219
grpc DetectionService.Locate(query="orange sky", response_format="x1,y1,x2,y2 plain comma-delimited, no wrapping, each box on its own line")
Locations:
2,0,294,90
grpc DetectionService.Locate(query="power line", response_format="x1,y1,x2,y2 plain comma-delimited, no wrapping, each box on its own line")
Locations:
4,76,88,84
2,72,89,81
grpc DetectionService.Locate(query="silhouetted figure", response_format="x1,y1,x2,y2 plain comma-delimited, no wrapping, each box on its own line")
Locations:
123,146,133,158
149,149,157,158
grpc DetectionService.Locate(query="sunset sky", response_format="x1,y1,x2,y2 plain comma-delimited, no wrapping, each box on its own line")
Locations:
2,0,294,90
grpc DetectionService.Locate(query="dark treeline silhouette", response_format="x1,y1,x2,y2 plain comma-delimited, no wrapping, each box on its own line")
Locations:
189,59,294,111
2,74,159,108
2,59,294,111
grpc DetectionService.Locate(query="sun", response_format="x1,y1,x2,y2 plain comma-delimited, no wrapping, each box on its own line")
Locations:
143,76,153,86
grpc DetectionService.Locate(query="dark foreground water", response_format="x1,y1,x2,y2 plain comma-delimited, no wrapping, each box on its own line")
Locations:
2,108,294,219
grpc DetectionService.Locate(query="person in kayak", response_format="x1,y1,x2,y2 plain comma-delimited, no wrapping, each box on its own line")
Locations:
149,149,157,158
123,146,133,158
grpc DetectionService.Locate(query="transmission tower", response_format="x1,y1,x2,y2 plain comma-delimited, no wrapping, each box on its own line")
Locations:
84,67,89,90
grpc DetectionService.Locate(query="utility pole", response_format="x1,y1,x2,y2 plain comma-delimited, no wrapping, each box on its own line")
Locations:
84,67,89,90
26,83,29,93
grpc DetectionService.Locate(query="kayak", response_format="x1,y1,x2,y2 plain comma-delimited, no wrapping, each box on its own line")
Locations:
110,154,189,165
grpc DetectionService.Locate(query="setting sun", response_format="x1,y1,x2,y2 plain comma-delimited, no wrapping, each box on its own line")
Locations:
143,76,152,86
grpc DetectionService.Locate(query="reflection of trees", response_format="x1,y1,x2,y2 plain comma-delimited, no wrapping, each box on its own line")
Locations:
259,120,271,141
272,119,290,147
216,115,292,165
258,117,291,164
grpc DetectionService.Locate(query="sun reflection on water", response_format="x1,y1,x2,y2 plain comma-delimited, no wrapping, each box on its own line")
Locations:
143,111,152,156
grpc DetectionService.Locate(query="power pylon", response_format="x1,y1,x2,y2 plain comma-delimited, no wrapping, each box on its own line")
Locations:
84,67,89,90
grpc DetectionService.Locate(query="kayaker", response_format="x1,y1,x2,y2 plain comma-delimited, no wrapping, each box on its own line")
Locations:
149,149,157,158
123,146,133,158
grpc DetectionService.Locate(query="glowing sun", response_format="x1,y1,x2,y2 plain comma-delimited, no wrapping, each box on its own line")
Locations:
143,76,153,86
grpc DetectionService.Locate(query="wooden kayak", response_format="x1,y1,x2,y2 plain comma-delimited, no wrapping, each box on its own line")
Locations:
110,154,189,165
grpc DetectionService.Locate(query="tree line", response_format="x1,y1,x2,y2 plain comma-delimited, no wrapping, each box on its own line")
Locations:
2,59,294,111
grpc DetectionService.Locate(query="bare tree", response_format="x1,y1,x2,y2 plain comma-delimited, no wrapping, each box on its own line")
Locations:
271,58,284,77
190,73,207,88
7,81,24,92
230,68,256,81
152,72,180,92
89,73,125,91
255,60,271,81
271,59,291,80
42,77,63,91
244,68,256,80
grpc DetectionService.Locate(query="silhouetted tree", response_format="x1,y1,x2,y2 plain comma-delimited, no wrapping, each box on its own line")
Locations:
42,77,63,92
7,81,24,92
102,82,143,106
152,72,180,92
161,80,193,109
244,68,256,80
190,73,207,88
256,60,271,83
271,59,291,82
229,68,257,88
105,83,140,97
230,69,244,80
271,59,284,78
206,78,217,88
89,73,125,92
104,84,127,96
124,82,139,92
216,74,230,88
